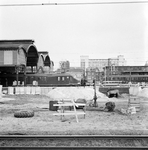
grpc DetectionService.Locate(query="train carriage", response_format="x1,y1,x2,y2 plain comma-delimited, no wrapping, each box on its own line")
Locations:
26,73,80,87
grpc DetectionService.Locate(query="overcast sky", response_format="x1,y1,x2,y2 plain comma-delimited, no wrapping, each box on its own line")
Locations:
0,0,148,69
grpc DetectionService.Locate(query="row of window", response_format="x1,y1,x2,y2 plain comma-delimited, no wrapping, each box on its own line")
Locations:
111,77,148,81
112,67,148,72
30,76,70,81
57,76,70,81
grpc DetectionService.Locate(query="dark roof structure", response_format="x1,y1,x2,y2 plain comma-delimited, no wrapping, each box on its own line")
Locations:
38,51,48,55
0,40,38,67
38,51,51,67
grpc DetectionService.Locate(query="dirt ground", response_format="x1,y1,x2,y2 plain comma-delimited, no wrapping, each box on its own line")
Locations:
0,94,148,135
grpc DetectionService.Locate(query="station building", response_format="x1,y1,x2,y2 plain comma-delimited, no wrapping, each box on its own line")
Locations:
0,40,53,87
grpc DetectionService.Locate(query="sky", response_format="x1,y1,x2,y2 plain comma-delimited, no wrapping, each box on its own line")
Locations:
0,0,148,69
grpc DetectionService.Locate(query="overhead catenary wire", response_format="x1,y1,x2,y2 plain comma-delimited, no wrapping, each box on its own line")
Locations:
0,1,148,7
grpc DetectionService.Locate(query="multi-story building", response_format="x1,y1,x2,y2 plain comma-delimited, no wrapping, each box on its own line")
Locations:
59,60,70,72
145,60,148,66
80,55,126,72
80,56,89,71
104,65,148,83
117,55,127,66
86,67,100,82
80,55,126,81
89,59,108,72
67,67,84,81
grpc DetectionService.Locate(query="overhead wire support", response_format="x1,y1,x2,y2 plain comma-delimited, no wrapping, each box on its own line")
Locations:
0,1,148,7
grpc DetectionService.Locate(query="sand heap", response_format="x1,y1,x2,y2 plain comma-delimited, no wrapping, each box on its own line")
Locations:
46,87,107,101
138,87,148,98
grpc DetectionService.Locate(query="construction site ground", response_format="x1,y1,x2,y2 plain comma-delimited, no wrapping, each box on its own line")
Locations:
0,93,148,135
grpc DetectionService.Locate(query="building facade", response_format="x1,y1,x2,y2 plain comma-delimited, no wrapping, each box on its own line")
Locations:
59,60,70,72
80,56,89,71
80,55,126,72
104,65,148,83
80,55,126,82
67,67,84,81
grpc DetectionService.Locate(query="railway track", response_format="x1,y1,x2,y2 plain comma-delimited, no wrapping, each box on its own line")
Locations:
0,135,148,149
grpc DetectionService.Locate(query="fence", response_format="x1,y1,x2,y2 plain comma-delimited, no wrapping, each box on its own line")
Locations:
1,85,146,97
4,86,54,95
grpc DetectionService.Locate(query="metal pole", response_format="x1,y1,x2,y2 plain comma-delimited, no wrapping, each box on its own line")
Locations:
93,79,97,107
111,65,112,81
16,67,18,86
130,71,131,82
104,66,106,81
24,66,26,86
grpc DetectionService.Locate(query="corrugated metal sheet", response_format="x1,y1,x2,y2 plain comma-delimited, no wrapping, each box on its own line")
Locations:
0,50,18,66
0,48,18,66
0,48,26,66
13,51,17,65
4,51,13,65
0,51,4,65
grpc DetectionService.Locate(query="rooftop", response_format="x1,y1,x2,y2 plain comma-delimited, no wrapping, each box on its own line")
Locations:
0,39,34,44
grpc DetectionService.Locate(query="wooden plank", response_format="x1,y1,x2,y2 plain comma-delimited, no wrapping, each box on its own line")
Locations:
53,112,86,116
53,99,86,123
53,103,86,107
53,103,74,107
129,104,140,106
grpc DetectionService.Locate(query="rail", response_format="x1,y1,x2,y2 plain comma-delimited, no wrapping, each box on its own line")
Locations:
0,135,148,149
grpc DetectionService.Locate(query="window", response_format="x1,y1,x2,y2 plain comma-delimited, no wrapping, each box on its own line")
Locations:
62,77,65,81
58,77,60,81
